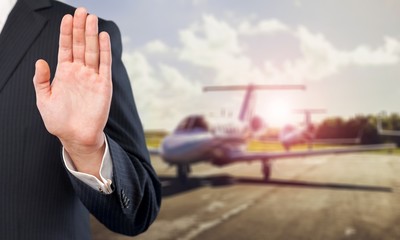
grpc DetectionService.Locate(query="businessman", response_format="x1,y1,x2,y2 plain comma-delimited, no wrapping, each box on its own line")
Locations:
0,0,161,239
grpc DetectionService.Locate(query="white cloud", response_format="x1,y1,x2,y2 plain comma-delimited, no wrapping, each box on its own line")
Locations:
144,40,170,54
179,16,400,83
179,15,242,68
122,51,167,129
159,64,201,96
291,26,400,80
122,51,154,86
123,14,400,129
122,51,203,129
122,51,158,106
292,26,344,80
238,19,289,36
178,15,268,85
348,36,400,65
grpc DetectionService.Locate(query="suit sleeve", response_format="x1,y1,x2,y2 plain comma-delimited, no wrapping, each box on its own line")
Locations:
66,20,162,236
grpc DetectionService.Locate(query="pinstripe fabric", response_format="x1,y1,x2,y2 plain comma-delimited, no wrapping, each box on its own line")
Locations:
0,0,161,239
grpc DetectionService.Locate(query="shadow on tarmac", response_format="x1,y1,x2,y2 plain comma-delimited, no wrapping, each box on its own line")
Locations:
159,175,393,198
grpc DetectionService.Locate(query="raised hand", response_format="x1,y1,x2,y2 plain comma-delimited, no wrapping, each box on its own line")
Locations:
33,8,112,177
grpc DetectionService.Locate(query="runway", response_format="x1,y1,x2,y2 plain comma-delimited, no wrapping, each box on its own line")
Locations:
91,153,400,240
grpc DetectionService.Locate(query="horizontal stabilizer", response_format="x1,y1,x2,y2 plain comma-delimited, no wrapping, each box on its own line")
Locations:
203,84,306,92
204,84,306,121
293,109,326,114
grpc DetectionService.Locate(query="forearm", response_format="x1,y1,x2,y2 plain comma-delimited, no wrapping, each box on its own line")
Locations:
66,135,161,236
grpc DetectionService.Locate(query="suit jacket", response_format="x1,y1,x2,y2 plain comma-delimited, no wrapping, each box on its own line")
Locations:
0,0,161,239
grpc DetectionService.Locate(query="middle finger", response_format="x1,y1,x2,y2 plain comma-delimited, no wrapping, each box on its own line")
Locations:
72,7,87,64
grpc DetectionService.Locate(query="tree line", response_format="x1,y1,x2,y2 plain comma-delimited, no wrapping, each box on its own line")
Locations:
315,113,400,145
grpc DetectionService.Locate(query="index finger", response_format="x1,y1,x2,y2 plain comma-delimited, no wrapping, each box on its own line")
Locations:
58,14,73,63
85,14,99,72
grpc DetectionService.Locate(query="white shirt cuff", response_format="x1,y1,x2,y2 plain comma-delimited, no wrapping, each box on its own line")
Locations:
62,138,114,194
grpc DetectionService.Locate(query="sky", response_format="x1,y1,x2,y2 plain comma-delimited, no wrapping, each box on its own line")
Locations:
63,0,400,130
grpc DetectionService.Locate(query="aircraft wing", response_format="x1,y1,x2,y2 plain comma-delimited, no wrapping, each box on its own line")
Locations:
260,137,360,144
311,138,360,144
147,147,161,155
228,143,396,162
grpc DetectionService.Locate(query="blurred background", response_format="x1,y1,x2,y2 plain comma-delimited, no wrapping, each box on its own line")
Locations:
64,0,400,130
62,1,400,239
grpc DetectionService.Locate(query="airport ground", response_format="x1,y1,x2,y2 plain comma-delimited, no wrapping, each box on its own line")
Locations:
91,151,400,240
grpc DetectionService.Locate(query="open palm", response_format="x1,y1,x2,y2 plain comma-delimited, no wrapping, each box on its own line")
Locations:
33,8,112,157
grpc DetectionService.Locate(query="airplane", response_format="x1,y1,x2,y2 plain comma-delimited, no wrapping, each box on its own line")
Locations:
277,109,361,151
278,108,325,151
148,85,396,182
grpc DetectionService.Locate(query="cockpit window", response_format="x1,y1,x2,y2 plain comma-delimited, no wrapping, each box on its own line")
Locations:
175,116,209,132
176,118,191,131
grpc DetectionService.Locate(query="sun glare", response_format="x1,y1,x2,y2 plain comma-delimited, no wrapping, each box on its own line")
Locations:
262,99,292,128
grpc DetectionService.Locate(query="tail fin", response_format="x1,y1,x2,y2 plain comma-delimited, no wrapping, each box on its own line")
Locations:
293,109,326,130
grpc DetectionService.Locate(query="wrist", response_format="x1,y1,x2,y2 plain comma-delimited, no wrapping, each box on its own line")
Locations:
61,134,106,179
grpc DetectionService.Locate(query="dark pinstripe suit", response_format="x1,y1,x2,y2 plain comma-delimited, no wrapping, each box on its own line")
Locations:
0,0,161,239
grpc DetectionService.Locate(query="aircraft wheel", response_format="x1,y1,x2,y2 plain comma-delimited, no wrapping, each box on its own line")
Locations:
262,161,271,181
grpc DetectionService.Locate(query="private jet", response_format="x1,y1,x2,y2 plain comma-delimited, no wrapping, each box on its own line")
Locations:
278,109,361,151
148,85,395,182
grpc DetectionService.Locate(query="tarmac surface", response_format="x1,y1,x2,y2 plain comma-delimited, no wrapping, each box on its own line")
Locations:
91,153,400,240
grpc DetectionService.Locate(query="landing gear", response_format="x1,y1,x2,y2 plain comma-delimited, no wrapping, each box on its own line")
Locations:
262,160,271,181
177,164,191,183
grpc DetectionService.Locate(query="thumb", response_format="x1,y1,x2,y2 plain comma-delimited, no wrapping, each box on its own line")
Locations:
33,59,51,99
